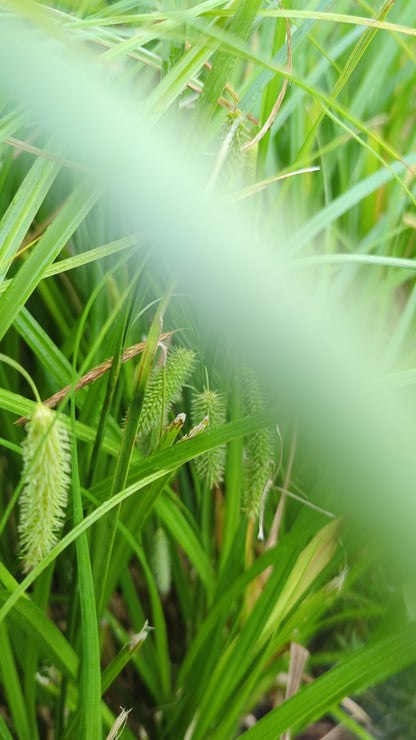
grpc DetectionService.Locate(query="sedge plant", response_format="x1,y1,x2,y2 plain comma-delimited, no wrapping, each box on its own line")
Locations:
0,2,415,739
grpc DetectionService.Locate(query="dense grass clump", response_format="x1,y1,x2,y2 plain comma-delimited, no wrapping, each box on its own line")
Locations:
0,1,415,739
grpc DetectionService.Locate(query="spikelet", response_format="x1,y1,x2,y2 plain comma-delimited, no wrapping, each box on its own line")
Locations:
138,347,195,435
241,368,275,520
216,110,257,193
191,389,226,488
18,403,71,572
151,527,171,595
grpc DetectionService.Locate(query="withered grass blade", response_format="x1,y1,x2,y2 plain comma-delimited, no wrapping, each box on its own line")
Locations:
15,331,177,425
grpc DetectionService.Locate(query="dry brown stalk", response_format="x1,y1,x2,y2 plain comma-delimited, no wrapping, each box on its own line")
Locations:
15,330,177,426
243,10,292,150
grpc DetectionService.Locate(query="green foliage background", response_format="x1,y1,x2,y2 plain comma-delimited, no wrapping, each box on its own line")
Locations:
0,1,415,738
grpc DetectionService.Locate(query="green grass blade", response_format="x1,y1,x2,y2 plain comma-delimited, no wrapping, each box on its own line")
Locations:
0,590,78,678
0,408,278,629
23,570,53,740
286,152,416,254
0,108,24,146
0,153,59,285
124,530,171,702
156,490,214,592
89,407,279,503
0,621,32,740
94,288,172,617
0,235,139,295
0,179,100,341
101,621,150,694
70,397,102,740
219,378,243,570
196,0,264,114
294,0,396,163
0,711,14,740
14,308,73,384
240,621,416,739
240,0,334,112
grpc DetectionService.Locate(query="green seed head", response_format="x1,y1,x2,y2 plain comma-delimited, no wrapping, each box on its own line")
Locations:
18,404,71,572
191,389,226,488
220,111,257,192
241,368,275,520
151,527,171,595
139,347,195,435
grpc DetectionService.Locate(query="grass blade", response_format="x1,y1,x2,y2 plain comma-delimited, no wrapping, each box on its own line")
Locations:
240,621,416,739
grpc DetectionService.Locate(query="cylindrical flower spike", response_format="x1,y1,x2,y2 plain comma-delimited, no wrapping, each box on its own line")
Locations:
241,368,275,521
191,389,226,488
139,347,195,435
151,527,171,595
18,403,71,572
